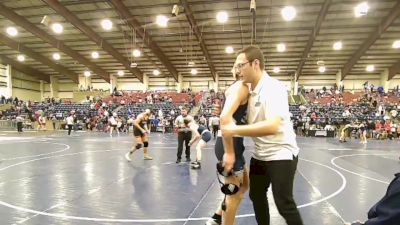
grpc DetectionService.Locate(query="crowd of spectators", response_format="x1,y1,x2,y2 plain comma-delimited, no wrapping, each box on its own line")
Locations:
2,84,400,142
292,84,400,141
0,90,197,134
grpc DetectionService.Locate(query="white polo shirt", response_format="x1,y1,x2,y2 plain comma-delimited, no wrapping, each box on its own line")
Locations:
247,73,299,161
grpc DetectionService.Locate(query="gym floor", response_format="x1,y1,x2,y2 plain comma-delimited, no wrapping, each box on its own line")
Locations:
0,131,399,225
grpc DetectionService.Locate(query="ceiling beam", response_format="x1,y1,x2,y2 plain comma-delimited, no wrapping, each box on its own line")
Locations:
0,34,78,83
0,55,50,83
388,60,400,80
180,0,217,81
43,0,143,82
109,0,179,82
341,1,400,80
296,0,332,81
0,3,110,83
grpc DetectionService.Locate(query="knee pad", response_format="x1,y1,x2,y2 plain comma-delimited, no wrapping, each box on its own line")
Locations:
216,162,239,196
136,143,143,149
216,161,233,177
220,183,239,195
143,141,149,148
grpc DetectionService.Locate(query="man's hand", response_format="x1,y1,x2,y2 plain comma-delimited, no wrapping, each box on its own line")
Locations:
222,121,237,137
223,152,235,173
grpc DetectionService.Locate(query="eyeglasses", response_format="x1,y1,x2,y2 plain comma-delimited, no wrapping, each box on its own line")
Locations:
234,61,251,71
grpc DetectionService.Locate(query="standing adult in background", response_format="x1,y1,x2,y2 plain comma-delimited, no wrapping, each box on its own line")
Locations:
222,45,303,225
199,114,207,127
52,115,57,130
66,113,74,135
36,114,43,131
16,114,23,133
209,114,220,139
109,113,119,137
127,116,134,133
174,106,193,163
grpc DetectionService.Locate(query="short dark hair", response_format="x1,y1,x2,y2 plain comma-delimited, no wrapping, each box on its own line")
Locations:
181,105,189,111
237,45,265,70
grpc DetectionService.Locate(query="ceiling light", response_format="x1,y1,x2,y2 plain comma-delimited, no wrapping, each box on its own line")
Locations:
277,43,286,52
366,65,374,72
273,67,280,73
318,66,326,73
117,70,124,76
101,19,113,30
6,27,18,36
84,71,91,77
225,46,234,54
17,55,25,62
354,2,369,18
216,11,228,23
51,23,63,34
132,49,141,57
156,15,169,27
91,51,99,59
333,41,342,50
281,6,296,21
191,69,198,75
153,69,160,76
392,40,400,49
188,61,195,67
52,53,60,60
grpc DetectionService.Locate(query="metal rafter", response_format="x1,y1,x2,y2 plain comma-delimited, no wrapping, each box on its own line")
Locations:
43,0,143,82
0,55,50,83
110,0,179,81
0,2,110,83
341,1,400,80
296,0,332,81
388,60,400,80
180,0,217,81
0,33,78,83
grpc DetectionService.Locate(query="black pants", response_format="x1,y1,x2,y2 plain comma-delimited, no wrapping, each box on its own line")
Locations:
67,125,73,135
177,131,191,160
17,122,23,132
249,156,303,225
212,125,219,138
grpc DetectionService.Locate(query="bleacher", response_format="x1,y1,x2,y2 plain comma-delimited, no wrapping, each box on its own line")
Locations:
289,103,385,123
102,91,191,104
31,103,95,119
118,103,181,117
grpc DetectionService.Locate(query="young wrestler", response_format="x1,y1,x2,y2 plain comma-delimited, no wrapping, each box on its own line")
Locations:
125,109,153,161
184,118,212,169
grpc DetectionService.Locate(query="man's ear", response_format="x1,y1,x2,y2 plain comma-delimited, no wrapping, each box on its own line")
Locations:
253,59,260,68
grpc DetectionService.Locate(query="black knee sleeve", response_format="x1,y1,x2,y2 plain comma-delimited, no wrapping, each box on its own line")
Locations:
136,143,143,149
143,141,149,148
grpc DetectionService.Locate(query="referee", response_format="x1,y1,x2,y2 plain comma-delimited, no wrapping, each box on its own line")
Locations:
174,106,193,163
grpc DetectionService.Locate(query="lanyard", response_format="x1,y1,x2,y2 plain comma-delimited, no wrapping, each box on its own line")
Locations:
254,85,263,107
